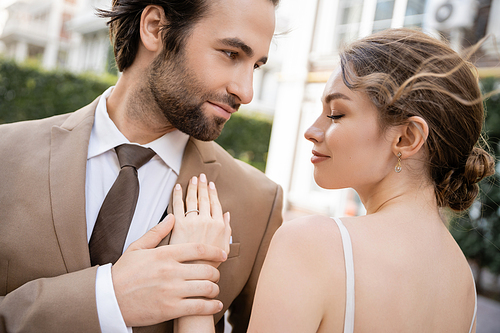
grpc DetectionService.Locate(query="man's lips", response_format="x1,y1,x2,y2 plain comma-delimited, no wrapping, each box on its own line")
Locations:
208,101,237,120
311,150,330,164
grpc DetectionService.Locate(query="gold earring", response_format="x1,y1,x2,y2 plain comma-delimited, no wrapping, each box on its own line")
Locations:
395,152,402,173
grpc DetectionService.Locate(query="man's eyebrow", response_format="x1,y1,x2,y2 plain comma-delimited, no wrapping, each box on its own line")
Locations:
218,38,268,64
324,92,351,104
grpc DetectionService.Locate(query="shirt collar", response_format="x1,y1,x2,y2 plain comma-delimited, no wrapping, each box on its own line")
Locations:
87,86,189,175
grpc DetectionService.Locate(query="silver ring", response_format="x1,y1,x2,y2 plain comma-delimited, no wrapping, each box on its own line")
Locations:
184,209,200,216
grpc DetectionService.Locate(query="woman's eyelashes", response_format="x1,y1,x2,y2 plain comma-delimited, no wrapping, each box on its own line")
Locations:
327,113,344,120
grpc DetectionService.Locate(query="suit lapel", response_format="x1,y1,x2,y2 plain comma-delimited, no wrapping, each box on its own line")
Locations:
174,138,222,197
50,99,98,272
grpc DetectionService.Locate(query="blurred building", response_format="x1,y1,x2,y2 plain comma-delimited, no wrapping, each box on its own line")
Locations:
0,0,78,69
266,0,500,218
65,0,113,74
0,0,79,69
0,0,115,74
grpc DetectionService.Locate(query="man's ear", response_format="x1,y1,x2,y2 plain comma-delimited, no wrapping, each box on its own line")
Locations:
139,5,165,53
392,116,429,159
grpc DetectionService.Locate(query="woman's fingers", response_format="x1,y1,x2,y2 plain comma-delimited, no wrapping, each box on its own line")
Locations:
208,181,223,221
173,184,185,217
198,174,210,216
174,175,212,219
224,212,231,254
185,176,199,214
170,177,231,255
173,176,226,226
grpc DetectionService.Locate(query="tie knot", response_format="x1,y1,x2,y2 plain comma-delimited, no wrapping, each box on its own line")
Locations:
115,144,156,170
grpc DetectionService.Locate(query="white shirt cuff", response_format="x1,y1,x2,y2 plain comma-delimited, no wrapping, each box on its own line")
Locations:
96,264,133,333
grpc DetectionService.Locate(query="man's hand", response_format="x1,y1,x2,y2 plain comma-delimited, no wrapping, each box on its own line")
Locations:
111,215,227,327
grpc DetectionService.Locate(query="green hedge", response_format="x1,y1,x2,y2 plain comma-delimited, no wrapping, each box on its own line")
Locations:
0,58,117,123
0,58,272,171
215,112,272,172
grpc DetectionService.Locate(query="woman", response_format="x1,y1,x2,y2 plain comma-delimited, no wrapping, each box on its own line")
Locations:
172,28,495,332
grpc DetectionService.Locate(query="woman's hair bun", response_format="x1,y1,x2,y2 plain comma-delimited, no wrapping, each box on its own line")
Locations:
436,147,495,211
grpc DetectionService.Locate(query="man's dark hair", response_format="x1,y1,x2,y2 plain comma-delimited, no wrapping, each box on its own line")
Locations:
98,0,279,72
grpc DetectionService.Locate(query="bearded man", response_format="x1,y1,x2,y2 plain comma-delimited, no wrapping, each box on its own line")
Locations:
0,1,283,332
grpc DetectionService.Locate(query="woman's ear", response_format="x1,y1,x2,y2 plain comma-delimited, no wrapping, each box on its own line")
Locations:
139,5,165,53
392,116,429,159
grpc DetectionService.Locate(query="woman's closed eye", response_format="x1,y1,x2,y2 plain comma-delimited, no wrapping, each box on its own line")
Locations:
327,114,344,120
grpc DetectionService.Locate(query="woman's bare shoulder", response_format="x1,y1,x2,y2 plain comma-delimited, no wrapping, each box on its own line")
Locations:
275,215,341,241
270,215,346,268
249,215,348,332
250,215,347,330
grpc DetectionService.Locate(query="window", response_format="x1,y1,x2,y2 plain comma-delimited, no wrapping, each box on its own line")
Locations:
334,0,364,50
373,0,395,32
374,0,395,20
404,0,427,28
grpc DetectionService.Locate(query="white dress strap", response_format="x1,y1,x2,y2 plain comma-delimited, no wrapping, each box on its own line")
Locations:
469,267,477,333
332,217,355,333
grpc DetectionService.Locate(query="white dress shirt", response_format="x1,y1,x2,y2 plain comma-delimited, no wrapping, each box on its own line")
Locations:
85,87,189,332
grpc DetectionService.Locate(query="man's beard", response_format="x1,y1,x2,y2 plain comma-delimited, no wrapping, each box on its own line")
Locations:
147,50,240,141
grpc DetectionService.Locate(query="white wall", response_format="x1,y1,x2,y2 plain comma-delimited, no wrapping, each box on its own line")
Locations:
265,0,320,211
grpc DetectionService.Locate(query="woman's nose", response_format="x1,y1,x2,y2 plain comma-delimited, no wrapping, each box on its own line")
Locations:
304,122,324,143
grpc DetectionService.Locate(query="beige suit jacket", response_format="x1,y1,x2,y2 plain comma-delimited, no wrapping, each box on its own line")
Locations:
0,98,283,333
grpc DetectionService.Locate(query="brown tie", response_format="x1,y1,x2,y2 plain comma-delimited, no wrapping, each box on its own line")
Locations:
89,144,156,266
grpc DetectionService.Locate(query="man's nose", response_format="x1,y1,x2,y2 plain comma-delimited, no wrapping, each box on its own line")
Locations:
227,68,254,105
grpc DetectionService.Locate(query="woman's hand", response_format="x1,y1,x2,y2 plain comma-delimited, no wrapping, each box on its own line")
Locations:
170,174,229,333
170,173,231,265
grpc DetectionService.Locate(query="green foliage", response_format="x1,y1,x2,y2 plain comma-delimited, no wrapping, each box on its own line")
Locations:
0,58,273,171
215,112,273,172
0,58,117,123
450,77,500,283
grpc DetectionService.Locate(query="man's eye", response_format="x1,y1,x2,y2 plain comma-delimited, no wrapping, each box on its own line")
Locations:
224,51,238,59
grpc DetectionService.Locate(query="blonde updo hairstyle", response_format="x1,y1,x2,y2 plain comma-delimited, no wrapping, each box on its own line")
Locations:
339,28,495,211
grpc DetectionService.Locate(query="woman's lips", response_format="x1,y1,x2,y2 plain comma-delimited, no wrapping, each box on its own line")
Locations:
311,150,330,164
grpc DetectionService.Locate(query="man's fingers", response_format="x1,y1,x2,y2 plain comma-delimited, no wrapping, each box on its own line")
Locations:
183,280,220,299
178,262,221,282
127,215,174,251
165,243,227,264
180,299,224,316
